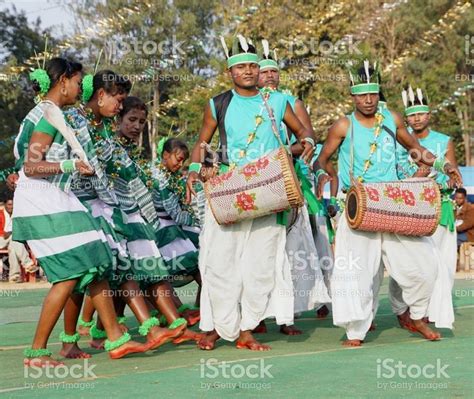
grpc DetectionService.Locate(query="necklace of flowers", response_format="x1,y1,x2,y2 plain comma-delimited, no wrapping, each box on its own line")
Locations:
231,88,273,168
156,163,195,217
357,111,385,183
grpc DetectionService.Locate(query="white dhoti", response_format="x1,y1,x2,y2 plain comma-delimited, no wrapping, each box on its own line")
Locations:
313,215,334,295
199,204,294,341
388,224,456,329
332,215,438,341
286,208,330,314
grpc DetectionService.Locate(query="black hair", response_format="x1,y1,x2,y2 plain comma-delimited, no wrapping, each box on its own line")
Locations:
162,138,189,159
120,96,148,118
456,188,467,197
32,57,83,94
228,41,257,57
91,69,131,99
353,66,377,86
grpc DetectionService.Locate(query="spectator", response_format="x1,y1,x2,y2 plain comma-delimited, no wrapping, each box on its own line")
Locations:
455,188,474,247
0,197,36,282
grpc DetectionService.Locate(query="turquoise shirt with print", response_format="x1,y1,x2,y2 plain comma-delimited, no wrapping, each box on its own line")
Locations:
396,129,450,185
210,89,289,168
338,107,398,189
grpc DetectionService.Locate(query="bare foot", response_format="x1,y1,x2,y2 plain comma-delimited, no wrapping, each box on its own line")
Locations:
78,325,91,336
236,331,271,351
397,310,416,332
119,324,128,334
252,321,267,334
280,325,303,335
59,343,91,359
108,340,148,360
89,338,105,350
197,330,220,350
342,339,363,347
411,319,441,341
146,325,186,350
181,309,200,327
316,305,329,319
24,356,64,367
173,328,204,345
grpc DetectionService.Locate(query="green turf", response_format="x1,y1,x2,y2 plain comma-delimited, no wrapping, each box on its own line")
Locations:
1,279,473,398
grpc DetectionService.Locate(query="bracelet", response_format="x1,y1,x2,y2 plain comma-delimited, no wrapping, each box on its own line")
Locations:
329,197,338,207
433,158,447,173
314,169,328,181
189,162,202,174
60,159,76,173
302,137,315,147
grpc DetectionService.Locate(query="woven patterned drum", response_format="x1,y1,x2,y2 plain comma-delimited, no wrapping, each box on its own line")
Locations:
345,178,441,236
204,147,304,225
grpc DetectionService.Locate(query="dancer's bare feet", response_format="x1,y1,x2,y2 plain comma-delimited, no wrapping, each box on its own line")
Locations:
411,319,441,341
316,305,330,319
89,338,105,350
78,325,91,336
146,325,186,350
24,356,64,367
236,331,271,351
173,328,204,345
197,330,220,350
181,309,200,327
342,339,363,347
280,325,302,335
59,343,91,359
252,321,267,334
108,340,148,360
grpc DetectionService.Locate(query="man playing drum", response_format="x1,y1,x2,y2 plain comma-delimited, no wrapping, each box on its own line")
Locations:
185,36,315,351
389,86,460,331
316,61,462,347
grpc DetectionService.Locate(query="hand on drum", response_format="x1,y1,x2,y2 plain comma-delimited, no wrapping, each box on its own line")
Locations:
316,173,331,200
186,171,200,204
444,163,463,188
301,140,315,164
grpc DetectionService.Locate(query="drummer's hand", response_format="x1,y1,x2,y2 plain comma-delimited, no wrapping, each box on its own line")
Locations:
76,160,94,176
301,140,315,164
200,166,217,182
327,204,337,218
6,173,19,191
444,163,462,187
186,171,200,204
316,173,331,200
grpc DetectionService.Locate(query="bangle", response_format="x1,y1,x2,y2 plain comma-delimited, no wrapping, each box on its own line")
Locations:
189,162,202,174
329,196,338,207
433,158,447,173
60,159,76,173
302,137,315,147
314,169,328,181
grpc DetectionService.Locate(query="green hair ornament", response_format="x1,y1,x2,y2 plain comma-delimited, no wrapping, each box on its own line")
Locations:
82,74,94,103
29,69,51,95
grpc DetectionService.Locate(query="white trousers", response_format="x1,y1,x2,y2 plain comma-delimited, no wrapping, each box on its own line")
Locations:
389,225,456,329
313,215,334,295
199,205,294,341
0,236,34,279
332,216,438,341
286,207,330,314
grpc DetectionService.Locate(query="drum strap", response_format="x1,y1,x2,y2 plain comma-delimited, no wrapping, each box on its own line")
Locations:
260,92,291,153
213,90,234,165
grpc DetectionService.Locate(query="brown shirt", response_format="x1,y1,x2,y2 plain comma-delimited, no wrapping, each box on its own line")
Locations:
457,202,474,241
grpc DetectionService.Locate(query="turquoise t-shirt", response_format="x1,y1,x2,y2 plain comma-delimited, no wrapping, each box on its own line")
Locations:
396,129,450,185
210,89,289,167
338,107,398,189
